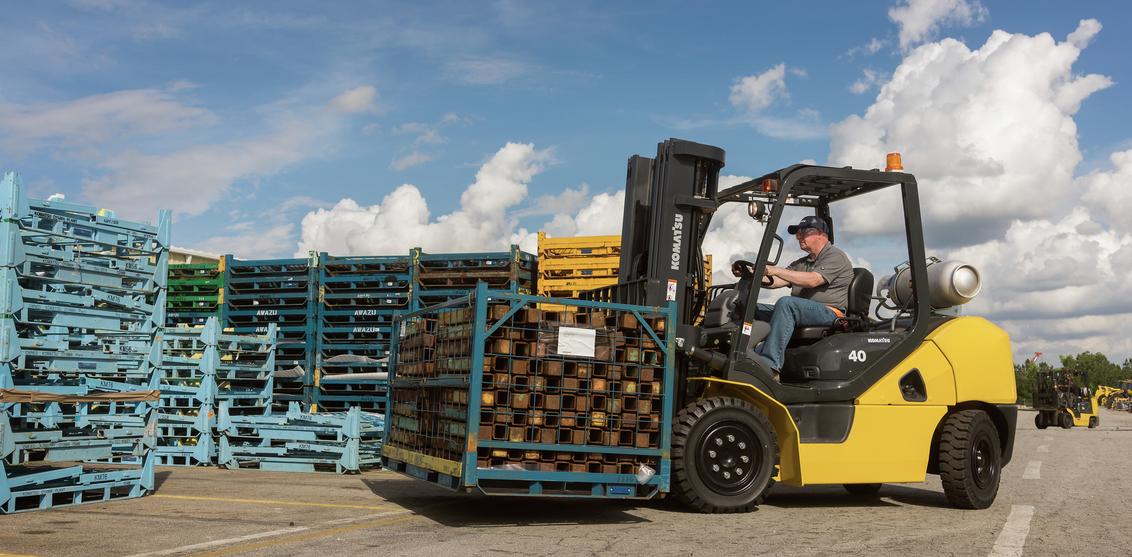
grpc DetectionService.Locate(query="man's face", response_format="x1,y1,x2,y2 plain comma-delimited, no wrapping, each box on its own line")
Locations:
795,228,824,255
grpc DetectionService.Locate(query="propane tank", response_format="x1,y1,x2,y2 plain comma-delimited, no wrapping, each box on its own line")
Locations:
880,257,982,309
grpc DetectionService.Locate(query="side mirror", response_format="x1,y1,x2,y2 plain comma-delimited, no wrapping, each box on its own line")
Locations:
747,201,766,222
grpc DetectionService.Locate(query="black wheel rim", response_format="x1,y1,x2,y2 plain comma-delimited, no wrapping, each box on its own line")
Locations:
971,434,996,489
698,421,759,495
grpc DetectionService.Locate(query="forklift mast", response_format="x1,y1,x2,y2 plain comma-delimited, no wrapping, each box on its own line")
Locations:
608,138,725,327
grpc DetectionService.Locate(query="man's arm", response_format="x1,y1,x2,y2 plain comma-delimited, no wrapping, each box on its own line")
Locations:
765,265,827,289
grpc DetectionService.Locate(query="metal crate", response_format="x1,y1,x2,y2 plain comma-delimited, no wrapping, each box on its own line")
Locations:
383,283,675,499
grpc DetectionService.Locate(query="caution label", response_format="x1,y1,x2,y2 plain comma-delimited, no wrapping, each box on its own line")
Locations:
742,321,753,336
666,279,678,301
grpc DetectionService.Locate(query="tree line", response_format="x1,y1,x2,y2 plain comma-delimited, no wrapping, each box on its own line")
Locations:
1014,352,1132,405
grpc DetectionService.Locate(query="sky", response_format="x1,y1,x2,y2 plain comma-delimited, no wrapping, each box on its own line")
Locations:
2,0,1131,363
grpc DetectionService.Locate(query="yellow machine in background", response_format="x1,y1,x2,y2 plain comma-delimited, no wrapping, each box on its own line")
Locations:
1034,369,1098,429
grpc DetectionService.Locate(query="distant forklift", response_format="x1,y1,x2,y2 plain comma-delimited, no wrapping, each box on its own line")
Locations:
1034,369,1098,429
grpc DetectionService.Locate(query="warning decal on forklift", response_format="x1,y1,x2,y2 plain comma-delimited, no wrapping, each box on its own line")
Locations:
666,279,678,301
742,322,753,336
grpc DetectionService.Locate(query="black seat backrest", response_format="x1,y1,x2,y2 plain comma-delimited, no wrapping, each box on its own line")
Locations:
848,268,874,318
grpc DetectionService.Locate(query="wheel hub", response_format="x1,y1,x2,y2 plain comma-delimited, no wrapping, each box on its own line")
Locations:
699,422,759,494
971,436,995,489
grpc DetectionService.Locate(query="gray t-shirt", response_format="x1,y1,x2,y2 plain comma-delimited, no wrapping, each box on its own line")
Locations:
787,243,853,311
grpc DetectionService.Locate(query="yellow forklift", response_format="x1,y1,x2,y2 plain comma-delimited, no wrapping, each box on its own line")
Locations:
1034,369,1098,429
1096,385,1123,408
589,140,1017,510
387,139,1018,511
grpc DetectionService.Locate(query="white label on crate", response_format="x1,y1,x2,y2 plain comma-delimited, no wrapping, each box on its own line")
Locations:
742,321,753,336
557,326,596,358
666,279,678,301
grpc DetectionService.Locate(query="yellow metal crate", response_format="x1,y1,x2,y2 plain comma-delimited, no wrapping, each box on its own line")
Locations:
537,232,621,258
538,255,620,280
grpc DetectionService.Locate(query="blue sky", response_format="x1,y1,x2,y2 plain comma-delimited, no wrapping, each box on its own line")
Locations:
3,1,1132,361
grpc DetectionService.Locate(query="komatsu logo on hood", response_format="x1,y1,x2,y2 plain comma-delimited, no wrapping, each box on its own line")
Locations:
670,213,684,271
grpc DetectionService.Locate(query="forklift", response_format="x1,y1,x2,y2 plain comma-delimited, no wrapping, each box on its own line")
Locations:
584,139,1017,511
1034,369,1098,429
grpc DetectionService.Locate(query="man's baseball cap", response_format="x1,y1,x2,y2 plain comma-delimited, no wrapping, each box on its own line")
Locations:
787,215,829,235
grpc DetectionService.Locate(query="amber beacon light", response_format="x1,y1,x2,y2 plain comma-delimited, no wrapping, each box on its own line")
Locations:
885,152,903,171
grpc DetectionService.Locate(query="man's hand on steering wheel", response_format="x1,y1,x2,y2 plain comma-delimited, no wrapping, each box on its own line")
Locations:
732,259,774,287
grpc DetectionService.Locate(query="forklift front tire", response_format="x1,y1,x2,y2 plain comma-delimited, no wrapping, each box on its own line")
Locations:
1034,413,1047,430
672,397,778,513
1059,412,1073,429
1088,416,1098,429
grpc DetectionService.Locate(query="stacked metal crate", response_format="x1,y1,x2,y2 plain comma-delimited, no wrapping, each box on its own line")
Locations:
216,401,384,473
0,172,166,513
156,318,276,466
538,232,712,299
221,255,316,411
166,261,224,327
385,284,675,496
312,253,410,414
536,233,621,298
411,245,536,309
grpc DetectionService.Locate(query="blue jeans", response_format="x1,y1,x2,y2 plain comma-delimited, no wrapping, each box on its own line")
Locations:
754,296,837,370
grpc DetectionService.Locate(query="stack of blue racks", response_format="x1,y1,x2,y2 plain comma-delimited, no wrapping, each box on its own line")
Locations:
217,401,384,473
221,255,316,411
156,318,276,466
0,172,167,513
410,245,536,309
311,253,411,414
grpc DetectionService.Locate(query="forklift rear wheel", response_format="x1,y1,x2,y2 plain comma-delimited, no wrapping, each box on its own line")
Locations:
1059,412,1073,429
939,409,1001,509
1088,416,1098,429
672,397,778,513
843,483,883,496
1034,413,1047,430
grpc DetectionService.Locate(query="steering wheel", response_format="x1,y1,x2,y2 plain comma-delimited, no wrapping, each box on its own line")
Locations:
732,260,774,287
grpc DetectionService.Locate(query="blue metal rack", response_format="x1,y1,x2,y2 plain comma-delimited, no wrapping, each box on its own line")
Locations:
410,246,536,312
310,253,409,414
1,171,167,512
221,255,316,410
216,401,384,473
156,318,277,466
383,283,675,499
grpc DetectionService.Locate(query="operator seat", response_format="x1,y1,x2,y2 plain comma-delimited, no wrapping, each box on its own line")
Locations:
793,268,873,341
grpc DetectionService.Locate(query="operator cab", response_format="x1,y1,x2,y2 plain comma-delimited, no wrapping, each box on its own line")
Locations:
691,163,945,403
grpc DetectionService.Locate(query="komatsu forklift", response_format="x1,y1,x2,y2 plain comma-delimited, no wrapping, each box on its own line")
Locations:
585,138,1017,511
1034,369,1099,429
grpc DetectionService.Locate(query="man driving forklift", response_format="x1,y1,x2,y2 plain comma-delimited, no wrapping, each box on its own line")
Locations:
733,215,854,372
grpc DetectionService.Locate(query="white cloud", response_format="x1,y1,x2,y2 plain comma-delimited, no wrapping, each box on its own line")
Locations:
390,151,435,171
444,56,534,85
194,222,297,259
849,69,884,95
1066,18,1101,49
1080,148,1132,234
328,85,378,114
0,88,215,157
888,0,988,50
79,83,367,220
946,209,1132,362
297,142,553,255
829,21,1113,247
846,38,887,58
725,64,824,140
830,19,1132,360
514,184,593,218
519,189,625,242
729,64,789,113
